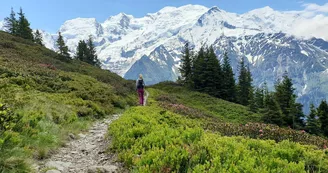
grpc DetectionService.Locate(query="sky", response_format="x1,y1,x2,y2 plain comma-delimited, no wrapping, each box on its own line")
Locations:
0,0,327,33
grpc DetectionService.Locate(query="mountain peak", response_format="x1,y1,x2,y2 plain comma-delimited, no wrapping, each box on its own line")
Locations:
248,6,275,15
156,4,208,15
207,6,221,13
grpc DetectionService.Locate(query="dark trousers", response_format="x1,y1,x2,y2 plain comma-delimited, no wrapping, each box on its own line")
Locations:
137,89,144,105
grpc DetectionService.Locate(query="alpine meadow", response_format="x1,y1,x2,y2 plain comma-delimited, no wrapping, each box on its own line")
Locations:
1,3,328,173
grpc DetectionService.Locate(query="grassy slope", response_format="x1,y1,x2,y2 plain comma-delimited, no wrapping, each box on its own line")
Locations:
108,82,328,172
151,82,261,123
0,31,136,172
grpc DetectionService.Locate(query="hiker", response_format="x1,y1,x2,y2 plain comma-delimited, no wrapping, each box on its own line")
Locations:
136,74,145,106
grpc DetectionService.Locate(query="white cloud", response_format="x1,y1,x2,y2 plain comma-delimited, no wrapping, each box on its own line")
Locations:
289,3,328,40
303,3,328,13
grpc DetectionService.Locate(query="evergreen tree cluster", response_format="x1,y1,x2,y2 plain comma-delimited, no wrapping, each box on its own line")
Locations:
305,100,328,137
258,75,305,129
75,36,101,67
4,7,44,45
179,42,247,104
54,32,100,67
179,42,323,133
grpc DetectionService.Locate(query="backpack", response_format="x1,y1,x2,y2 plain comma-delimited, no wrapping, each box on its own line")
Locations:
137,79,144,89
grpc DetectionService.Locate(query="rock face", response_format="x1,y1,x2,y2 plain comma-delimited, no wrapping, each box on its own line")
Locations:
36,114,127,173
124,46,179,85
210,33,328,113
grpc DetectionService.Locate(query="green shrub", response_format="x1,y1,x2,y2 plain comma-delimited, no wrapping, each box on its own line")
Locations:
0,103,21,131
206,122,328,149
0,131,31,173
109,105,328,172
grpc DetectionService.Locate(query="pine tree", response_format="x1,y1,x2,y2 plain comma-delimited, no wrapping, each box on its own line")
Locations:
306,104,321,135
56,32,70,58
16,8,34,41
221,52,236,102
262,93,284,126
75,40,88,62
179,42,193,86
34,29,43,46
192,46,206,92
86,36,101,67
253,87,265,109
237,58,249,105
318,100,328,136
274,73,304,128
4,8,18,35
202,46,221,97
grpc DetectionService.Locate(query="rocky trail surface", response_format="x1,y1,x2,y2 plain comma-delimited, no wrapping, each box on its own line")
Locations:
36,91,149,173
36,115,126,173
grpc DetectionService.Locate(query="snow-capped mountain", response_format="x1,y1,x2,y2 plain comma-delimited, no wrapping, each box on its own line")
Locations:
0,21,5,31
210,33,328,112
1,4,328,112
38,4,327,78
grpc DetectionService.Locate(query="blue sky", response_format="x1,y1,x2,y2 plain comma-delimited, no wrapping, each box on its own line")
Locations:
0,0,326,33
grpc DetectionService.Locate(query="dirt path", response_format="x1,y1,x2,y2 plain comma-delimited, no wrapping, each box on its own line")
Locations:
36,90,149,173
36,115,126,173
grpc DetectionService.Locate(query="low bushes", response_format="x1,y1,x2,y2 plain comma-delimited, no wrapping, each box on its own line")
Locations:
109,106,328,172
206,122,328,149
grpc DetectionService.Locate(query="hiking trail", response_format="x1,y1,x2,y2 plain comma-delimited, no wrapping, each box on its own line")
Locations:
35,90,149,173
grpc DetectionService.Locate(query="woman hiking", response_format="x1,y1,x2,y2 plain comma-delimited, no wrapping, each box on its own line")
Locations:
136,74,145,106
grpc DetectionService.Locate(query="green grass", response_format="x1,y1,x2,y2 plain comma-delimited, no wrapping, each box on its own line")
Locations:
109,105,328,173
0,31,136,172
151,82,261,123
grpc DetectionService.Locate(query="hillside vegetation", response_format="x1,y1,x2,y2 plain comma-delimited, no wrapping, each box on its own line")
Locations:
0,31,136,172
108,82,328,172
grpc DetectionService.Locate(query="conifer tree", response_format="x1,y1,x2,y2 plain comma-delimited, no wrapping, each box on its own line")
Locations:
86,36,101,67
237,58,249,105
253,87,265,109
274,73,304,128
202,46,221,97
179,42,193,86
318,100,328,136
262,93,284,126
4,8,18,35
56,32,70,58
306,104,321,135
75,40,88,62
34,29,43,46
221,52,236,102
192,46,206,92
16,8,34,41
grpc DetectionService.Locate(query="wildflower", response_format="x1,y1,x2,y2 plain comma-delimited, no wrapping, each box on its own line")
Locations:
324,145,327,149
245,124,249,127
301,130,305,133
259,129,263,133
260,134,263,137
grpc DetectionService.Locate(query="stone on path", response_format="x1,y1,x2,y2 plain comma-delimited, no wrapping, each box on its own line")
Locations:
45,161,71,172
46,170,61,173
87,165,118,173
